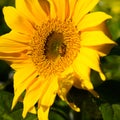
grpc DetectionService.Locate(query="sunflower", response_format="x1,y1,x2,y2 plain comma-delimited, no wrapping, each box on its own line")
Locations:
0,0,116,120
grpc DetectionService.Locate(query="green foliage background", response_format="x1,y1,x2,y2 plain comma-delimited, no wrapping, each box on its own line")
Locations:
0,0,120,120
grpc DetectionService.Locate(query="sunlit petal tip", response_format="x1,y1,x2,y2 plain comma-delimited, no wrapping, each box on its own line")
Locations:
29,107,37,114
22,108,27,118
89,89,99,98
11,96,18,110
11,103,15,110
69,103,80,112
77,12,112,31
100,12,112,19
22,106,36,118
11,94,24,110
38,106,49,120
99,72,106,81
114,41,118,46
3,6,9,12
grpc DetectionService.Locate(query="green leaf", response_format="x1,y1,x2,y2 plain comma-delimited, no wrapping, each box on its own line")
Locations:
0,91,14,113
112,104,120,120
10,109,37,120
0,91,71,120
99,103,120,120
0,91,37,120
99,103,113,120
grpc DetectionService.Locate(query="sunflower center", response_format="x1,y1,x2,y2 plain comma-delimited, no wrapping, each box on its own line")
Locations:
30,19,80,77
44,32,66,60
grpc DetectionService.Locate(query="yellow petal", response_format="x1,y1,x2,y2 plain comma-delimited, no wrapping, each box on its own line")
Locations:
81,31,116,46
3,7,33,34
38,106,49,120
58,73,80,112
85,22,113,38
72,56,90,81
14,64,36,91
61,66,73,78
48,0,67,20
40,76,58,106
0,52,29,68
48,0,56,18
0,32,30,53
25,0,48,23
68,0,78,19
78,47,105,80
58,73,74,101
79,47,99,71
11,59,32,70
29,106,36,114
1,31,31,44
80,31,116,56
72,55,94,90
22,76,45,117
15,0,48,25
0,40,27,53
92,22,112,37
87,44,116,57
38,0,50,16
0,53,21,60
12,64,37,109
15,0,35,22
65,0,70,19
77,12,112,31
72,0,99,25
22,76,58,118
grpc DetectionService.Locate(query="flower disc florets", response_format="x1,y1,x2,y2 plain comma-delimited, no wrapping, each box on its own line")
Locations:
31,19,81,77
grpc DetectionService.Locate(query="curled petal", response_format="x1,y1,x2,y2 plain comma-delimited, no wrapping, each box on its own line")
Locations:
77,12,112,31
80,31,117,56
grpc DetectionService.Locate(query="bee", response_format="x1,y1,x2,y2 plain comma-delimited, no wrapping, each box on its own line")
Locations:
58,43,66,57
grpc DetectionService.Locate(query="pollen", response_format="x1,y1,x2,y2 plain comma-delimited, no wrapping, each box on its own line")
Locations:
30,19,80,77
